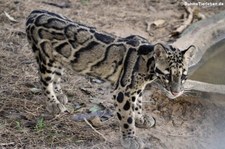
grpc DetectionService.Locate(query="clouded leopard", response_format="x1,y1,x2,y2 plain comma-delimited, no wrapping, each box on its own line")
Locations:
26,10,195,149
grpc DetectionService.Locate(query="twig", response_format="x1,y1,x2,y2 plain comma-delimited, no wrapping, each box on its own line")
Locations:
84,118,108,141
145,21,151,32
4,11,18,22
41,1,71,8
145,21,154,36
172,3,194,36
0,142,15,146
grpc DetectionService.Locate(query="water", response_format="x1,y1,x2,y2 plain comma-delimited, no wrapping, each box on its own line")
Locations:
187,39,225,148
190,39,225,85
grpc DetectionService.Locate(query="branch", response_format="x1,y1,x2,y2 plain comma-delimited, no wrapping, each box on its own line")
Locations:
171,3,194,36
84,118,108,141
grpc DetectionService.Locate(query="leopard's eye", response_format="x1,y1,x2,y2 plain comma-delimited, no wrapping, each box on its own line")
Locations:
181,73,188,84
165,79,169,83
181,74,187,80
164,74,170,83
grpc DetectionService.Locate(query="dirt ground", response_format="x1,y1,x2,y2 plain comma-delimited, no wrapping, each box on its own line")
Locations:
1,0,225,149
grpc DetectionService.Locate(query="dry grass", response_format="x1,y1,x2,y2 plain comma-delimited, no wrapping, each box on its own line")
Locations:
0,31,111,148
0,25,103,149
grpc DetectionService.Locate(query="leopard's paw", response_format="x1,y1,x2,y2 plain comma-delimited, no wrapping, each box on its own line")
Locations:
121,137,143,149
46,102,68,115
57,94,68,105
135,115,155,128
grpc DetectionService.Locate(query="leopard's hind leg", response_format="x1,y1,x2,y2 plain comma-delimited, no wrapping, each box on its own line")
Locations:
33,44,67,114
52,67,68,105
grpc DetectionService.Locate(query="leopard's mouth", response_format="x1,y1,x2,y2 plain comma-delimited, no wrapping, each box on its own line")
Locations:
164,88,184,99
155,83,183,99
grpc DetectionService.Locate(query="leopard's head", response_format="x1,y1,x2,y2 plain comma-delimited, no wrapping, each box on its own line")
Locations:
153,43,195,99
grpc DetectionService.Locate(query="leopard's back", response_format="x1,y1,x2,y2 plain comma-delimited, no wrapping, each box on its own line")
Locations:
26,10,131,83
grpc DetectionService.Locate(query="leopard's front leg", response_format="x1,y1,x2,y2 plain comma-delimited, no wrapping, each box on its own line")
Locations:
134,91,155,128
114,89,143,149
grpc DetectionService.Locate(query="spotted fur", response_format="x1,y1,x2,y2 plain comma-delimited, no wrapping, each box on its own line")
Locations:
26,10,195,149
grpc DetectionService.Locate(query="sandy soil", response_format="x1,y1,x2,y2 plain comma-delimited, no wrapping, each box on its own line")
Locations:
0,0,225,148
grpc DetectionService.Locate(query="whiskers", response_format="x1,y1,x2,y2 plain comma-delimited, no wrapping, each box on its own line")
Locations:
152,80,194,98
183,89,192,93
182,89,193,96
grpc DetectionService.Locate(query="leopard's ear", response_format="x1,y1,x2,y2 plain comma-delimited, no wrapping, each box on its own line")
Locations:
154,43,167,60
183,45,196,62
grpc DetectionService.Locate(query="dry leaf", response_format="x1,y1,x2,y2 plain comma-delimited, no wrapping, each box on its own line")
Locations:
30,88,42,94
4,11,18,22
90,116,102,127
151,19,166,28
